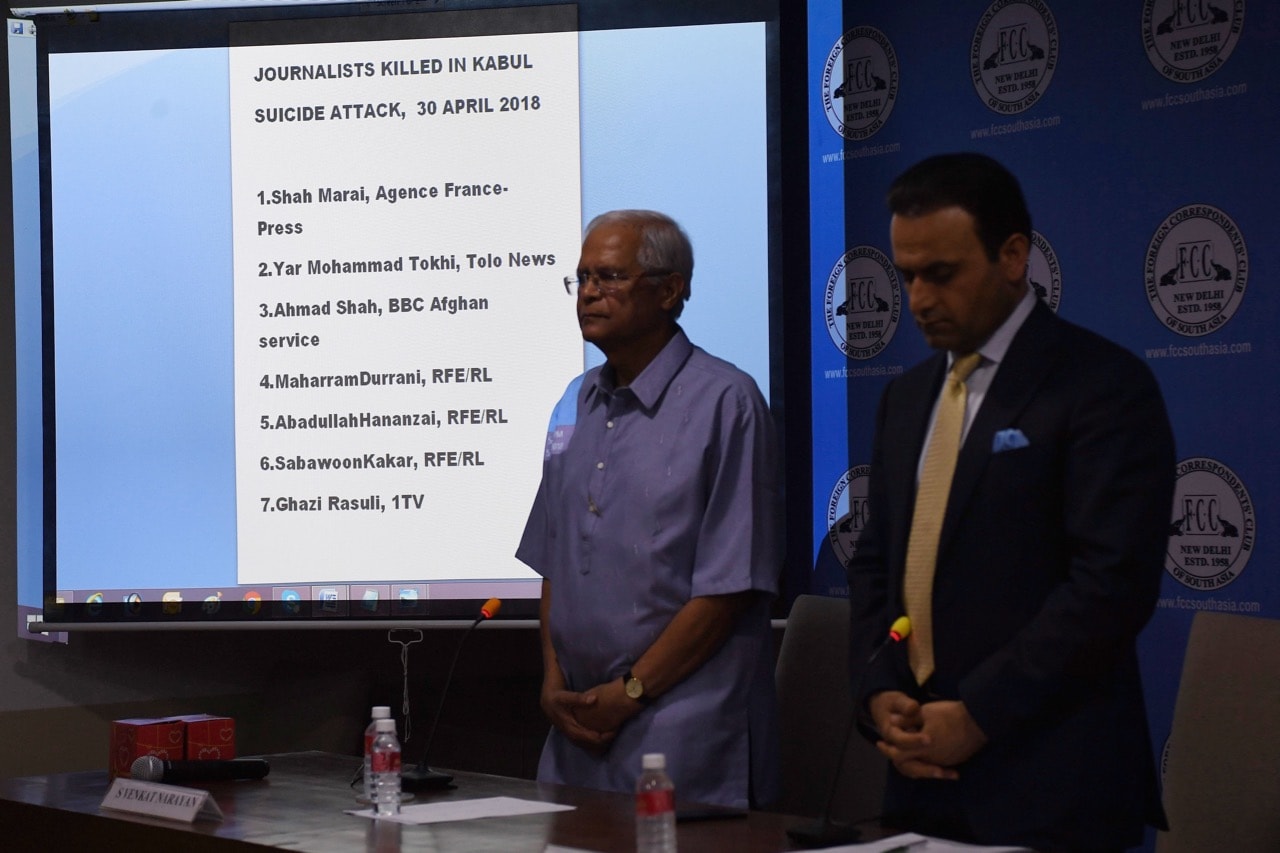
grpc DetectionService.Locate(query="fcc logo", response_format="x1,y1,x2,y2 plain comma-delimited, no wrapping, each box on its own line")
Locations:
1144,204,1248,336
1028,230,1062,312
971,0,1060,115
824,246,902,360
827,465,871,569
1167,457,1255,591
1143,0,1244,83
822,26,900,141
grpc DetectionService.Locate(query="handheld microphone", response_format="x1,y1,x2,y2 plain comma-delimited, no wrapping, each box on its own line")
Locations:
787,616,911,848
401,597,501,790
130,755,270,783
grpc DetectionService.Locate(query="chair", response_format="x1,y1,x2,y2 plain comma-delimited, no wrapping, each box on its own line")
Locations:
773,594,886,824
1156,611,1280,853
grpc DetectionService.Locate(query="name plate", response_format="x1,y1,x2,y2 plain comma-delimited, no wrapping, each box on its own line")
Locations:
101,778,224,823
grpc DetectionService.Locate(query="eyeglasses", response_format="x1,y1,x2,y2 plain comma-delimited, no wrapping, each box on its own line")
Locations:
563,270,671,295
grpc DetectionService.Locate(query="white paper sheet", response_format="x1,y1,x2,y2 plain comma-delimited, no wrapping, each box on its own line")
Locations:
823,832,1033,853
348,795,575,825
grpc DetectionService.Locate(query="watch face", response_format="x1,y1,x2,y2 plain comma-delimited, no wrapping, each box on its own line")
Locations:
625,678,643,700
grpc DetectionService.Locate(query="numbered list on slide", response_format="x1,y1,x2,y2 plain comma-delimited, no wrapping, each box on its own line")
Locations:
229,33,582,584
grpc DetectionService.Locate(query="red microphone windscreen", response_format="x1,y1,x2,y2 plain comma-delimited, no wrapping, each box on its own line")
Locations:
479,597,502,619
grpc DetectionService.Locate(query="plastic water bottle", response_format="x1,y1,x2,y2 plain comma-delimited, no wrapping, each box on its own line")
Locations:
362,705,392,803
370,718,402,817
636,752,677,852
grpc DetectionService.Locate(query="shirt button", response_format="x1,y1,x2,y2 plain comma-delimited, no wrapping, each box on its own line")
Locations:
606,420,615,429
596,461,605,470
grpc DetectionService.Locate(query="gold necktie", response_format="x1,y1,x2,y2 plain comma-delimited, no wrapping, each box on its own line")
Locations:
903,352,982,685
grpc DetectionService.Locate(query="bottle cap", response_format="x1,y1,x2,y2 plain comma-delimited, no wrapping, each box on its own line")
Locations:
375,718,396,733
371,706,392,719
641,753,666,770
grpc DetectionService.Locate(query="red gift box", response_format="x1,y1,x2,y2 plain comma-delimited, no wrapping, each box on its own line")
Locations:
109,714,237,776
177,714,236,760
109,717,186,777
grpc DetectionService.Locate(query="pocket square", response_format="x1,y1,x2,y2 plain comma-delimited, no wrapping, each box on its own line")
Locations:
992,428,1030,453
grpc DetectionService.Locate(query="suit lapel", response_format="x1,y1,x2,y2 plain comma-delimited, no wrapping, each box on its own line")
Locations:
940,301,1064,550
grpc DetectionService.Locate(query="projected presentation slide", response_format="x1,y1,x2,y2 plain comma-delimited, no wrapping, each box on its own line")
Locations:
225,30,583,584
39,9,771,613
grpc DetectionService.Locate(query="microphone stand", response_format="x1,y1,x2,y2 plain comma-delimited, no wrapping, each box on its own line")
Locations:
785,708,865,847
400,607,493,790
786,618,908,847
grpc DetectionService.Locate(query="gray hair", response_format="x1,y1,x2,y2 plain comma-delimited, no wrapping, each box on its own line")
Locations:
584,209,693,318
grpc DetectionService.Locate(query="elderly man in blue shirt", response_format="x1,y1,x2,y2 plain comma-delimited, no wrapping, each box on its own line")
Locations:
517,209,783,809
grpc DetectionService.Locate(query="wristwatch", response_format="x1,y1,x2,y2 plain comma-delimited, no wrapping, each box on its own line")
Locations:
624,669,649,704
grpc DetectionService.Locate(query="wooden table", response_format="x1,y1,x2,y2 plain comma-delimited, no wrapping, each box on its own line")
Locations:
0,751,845,852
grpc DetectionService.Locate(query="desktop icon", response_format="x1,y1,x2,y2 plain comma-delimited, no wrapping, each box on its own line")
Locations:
395,586,428,612
361,587,380,611
242,591,262,615
162,591,183,616
309,585,348,617
85,592,104,617
123,593,143,617
318,587,339,613
202,593,222,616
280,589,302,616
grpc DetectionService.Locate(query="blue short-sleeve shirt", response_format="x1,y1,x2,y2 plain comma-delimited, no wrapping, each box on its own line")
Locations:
517,328,783,808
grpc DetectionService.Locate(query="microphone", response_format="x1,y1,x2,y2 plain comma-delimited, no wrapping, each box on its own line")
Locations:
400,597,501,790
787,615,911,848
130,755,270,783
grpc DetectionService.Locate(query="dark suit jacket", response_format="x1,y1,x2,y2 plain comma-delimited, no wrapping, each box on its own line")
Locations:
848,300,1175,851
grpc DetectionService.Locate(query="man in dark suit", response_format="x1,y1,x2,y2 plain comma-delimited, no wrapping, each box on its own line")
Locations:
848,153,1174,851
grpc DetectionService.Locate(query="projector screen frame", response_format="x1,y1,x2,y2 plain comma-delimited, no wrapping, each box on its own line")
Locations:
17,0,811,631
